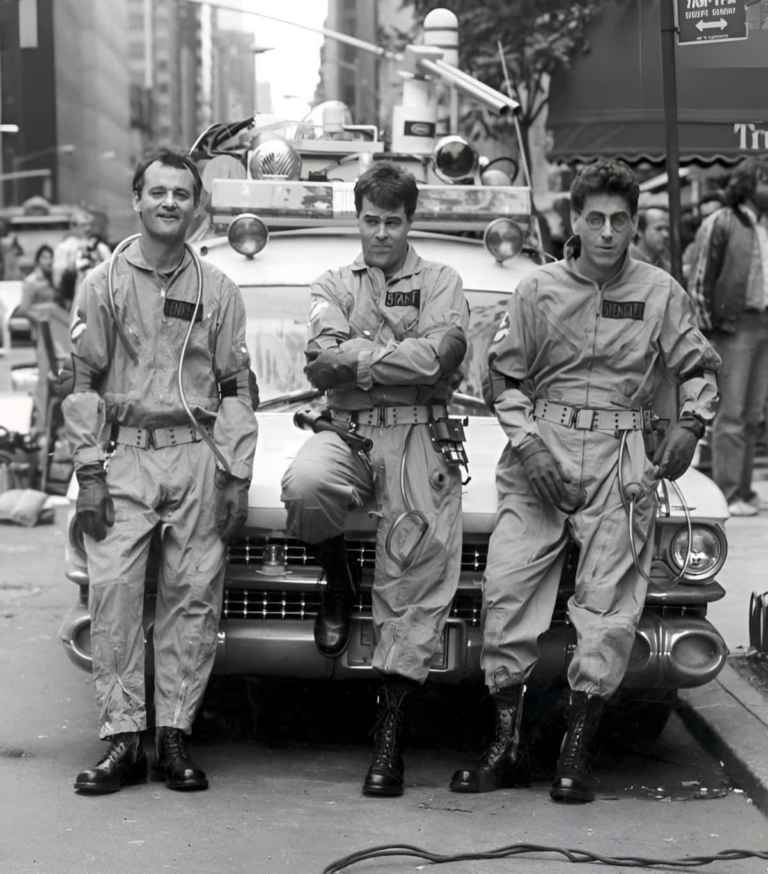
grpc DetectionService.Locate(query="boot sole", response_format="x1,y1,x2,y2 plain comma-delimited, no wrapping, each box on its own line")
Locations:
151,766,209,791
550,787,593,804
362,784,404,798
74,763,147,794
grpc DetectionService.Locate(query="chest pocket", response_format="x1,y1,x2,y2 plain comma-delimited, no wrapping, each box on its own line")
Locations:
384,287,421,339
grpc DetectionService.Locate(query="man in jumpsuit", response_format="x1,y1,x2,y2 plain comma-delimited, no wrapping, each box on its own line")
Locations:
281,162,470,797
62,147,258,794
449,160,720,803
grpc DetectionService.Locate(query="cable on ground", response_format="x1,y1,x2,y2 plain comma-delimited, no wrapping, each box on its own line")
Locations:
321,842,768,874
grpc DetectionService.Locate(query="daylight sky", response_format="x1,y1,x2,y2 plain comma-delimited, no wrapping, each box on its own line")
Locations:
215,0,330,121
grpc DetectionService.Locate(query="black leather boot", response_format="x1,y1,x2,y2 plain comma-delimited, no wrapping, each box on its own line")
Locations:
450,685,530,792
362,682,411,797
310,535,356,658
74,732,147,794
550,691,605,804
152,728,208,791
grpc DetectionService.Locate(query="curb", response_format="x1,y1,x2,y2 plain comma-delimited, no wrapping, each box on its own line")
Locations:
678,662,768,817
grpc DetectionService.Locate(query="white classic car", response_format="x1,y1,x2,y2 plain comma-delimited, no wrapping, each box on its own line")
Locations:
58,222,729,738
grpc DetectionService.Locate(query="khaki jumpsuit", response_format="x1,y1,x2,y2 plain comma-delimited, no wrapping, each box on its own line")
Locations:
281,246,470,683
62,240,258,738
483,251,720,698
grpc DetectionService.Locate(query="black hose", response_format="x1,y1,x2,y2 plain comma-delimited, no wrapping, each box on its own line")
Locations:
321,842,768,874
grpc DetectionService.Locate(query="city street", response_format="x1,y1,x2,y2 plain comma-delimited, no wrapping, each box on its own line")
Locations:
1,505,767,874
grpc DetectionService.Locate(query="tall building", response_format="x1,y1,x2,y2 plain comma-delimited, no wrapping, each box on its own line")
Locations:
316,0,414,134
0,0,134,235
212,27,256,123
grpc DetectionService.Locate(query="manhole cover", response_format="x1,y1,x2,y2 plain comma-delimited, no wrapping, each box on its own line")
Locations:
0,583,42,602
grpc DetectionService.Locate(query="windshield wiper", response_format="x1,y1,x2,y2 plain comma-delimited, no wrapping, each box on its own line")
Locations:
258,388,324,411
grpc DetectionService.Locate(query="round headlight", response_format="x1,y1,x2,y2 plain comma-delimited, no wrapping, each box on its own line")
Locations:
228,213,269,258
669,525,725,579
248,138,302,180
432,135,478,183
483,218,524,263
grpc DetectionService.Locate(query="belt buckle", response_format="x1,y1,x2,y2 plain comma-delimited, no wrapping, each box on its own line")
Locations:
573,408,596,430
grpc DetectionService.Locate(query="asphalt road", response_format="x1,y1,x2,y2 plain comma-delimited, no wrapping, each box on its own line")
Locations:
1,511,767,874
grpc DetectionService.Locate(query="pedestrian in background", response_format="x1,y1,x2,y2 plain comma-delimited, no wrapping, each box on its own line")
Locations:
630,207,671,273
0,217,24,280
62,146,258,794
16,244,56,329
52,208,110,293
687,157,768,516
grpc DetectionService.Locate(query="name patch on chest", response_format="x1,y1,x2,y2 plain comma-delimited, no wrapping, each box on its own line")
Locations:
385,289,420,308
164,298,202,322
601,299,645,321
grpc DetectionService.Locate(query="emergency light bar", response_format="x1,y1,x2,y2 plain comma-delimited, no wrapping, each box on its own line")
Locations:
211,178,531,231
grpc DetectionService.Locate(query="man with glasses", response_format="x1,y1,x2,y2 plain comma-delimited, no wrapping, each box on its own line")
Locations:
449,160,720,804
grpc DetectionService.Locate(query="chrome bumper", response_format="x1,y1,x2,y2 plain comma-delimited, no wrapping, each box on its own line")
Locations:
59,602,728,690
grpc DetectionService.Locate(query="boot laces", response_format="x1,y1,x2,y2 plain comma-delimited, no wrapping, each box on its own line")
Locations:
478,706,519,767
162,729,190,762
371,690,406,766
99,733,137,767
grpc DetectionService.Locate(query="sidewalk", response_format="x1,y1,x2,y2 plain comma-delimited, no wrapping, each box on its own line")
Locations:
679,656,768,816
677,465,768,818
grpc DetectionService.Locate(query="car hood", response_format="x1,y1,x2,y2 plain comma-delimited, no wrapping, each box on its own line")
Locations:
246,412,728,536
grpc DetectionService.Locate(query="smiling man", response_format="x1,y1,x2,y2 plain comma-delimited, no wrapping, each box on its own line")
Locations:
281,161,470,797
62,147,258,795
449,159,721,804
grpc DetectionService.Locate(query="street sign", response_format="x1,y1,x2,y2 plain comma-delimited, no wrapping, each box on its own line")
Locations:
676,0,747,45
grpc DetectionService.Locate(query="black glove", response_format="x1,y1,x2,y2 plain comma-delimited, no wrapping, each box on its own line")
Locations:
215,470,250,541
75,463,115,542
518,436,572,508
436,327,468,375
52,357,75,399
652,419,700,481
304,348,358,391
248,369,260,411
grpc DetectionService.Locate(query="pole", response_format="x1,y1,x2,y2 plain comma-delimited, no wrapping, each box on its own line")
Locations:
660,0,683,284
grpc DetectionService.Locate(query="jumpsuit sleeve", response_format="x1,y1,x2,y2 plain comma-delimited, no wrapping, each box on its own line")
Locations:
356,265,470,389
60,267,113,470
659,279,721,425
212,273,259,480
306,271,353,351
486,279,541,451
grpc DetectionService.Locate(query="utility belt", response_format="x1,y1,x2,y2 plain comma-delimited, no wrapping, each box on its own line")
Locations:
533,400,655,433
336,404,469,473
342,404,448,427
103,421,212,451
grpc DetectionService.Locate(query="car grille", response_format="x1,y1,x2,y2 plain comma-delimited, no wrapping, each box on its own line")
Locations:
221,587,573,625
227,536,493,574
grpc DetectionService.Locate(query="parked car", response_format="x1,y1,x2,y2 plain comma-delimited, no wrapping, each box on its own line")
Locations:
58,223,730,738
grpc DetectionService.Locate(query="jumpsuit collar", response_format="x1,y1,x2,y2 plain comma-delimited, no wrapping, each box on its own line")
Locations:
562,235,635,290
351,243,423,281
121,237,193,278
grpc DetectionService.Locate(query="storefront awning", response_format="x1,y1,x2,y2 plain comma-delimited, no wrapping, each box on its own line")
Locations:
547,0,768,166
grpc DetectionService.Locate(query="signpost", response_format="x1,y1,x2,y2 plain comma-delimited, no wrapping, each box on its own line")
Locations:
676,0,747,45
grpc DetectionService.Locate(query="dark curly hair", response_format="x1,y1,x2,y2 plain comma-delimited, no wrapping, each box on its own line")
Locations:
354,161,419,221
570,159,640,216
724,157,768,208
132,146,203,205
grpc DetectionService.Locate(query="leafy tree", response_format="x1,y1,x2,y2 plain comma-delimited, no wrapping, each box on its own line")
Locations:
399,0,603,168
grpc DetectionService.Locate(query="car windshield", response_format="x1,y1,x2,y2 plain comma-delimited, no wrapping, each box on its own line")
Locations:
244,286,511,417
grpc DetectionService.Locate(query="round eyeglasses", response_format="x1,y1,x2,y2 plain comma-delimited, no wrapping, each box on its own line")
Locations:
583,211,631,232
